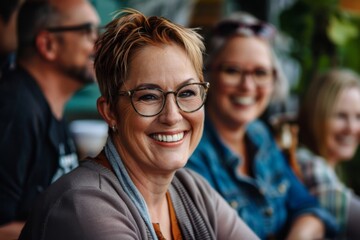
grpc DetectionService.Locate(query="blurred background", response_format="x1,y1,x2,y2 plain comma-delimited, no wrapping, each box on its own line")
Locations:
65,0,360,192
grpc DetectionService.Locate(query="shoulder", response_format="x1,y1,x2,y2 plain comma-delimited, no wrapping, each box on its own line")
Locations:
32,159,133,220
297,147,323,164
247,120,274,142
0,68,33,95
42,160,119,199
21,160,146,239
0,70,51,161
297,147,348,189
0,68,47,120
296,147,333,177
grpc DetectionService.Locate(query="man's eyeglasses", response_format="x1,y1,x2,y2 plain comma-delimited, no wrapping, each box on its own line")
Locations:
46,22,101,40
118,82,210,117
213,20,276,39
216,64,275,87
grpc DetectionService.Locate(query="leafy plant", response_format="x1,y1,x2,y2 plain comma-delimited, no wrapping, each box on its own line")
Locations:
280,0,360,193
279,0,360,94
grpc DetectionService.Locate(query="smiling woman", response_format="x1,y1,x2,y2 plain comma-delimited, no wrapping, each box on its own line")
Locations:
186,11,339,240
19,8,258,240
297,68,360,239
117,82,209,117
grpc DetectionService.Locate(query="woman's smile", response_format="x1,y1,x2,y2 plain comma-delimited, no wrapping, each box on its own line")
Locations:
150,131,186,143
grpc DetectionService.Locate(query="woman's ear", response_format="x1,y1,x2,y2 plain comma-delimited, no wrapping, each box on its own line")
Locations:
97,96,117,127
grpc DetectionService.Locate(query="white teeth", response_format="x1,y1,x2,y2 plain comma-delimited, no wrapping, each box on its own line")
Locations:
152,132,184,142
337,136,357,145
233,96,254,105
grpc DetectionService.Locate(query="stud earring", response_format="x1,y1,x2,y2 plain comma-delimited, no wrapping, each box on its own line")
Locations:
111,125,117,132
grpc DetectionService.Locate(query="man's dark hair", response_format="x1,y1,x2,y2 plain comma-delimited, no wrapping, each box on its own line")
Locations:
0,0,22,23
17,0,60,58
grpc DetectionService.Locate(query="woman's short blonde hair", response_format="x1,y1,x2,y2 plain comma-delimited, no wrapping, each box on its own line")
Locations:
94,8,205,110
298,68,360,159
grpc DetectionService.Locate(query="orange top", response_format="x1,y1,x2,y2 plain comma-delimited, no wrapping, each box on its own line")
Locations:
152,192,182,240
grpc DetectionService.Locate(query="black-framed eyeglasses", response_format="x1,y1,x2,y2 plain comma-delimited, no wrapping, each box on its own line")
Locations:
117,82,210,117
216,64,275,87
213,20,276,39
46,22,102,39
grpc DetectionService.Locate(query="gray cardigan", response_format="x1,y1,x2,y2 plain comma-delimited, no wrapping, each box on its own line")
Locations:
19,160,258,240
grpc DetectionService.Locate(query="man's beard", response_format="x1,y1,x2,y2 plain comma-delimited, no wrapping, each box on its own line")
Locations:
62,64,95,85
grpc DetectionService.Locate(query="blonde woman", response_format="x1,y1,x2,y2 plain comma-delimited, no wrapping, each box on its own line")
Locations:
297,68,360,239
19,9,258,240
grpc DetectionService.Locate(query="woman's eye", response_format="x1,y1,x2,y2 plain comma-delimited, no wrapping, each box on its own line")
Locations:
178,89,196,98
134,90,162,102
223,66,241,75
254,69,269,77
334,112,347,121
138,94,158,101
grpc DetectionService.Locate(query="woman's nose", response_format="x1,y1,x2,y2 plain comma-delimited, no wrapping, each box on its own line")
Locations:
237,73,257,89
158,94,183,125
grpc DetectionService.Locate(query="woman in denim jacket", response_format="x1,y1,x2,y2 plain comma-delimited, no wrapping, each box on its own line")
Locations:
187,12,338,239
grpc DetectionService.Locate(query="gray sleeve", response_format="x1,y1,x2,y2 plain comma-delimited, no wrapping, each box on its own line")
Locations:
19,165,150,240
346,194,360,239
41,187,145,240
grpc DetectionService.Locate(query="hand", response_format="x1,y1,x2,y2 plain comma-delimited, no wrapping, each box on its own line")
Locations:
286,214,325,240
0,221,25,240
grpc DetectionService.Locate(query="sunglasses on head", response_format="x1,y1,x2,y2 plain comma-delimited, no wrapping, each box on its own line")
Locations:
213,20,276,39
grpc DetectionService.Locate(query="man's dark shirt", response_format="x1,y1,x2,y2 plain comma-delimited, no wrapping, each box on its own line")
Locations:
0,53,15,79
0,67,78,224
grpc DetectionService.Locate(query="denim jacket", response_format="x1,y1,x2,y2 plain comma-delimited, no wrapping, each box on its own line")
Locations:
187,117,338,239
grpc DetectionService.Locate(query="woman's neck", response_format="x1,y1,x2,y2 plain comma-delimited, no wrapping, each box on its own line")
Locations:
207,109,251,175
124,156,173,238
208,108,247,154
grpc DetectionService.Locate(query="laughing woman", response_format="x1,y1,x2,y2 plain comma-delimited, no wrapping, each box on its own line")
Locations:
19,9,258,240
186,12,339,239
297,68,360,239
